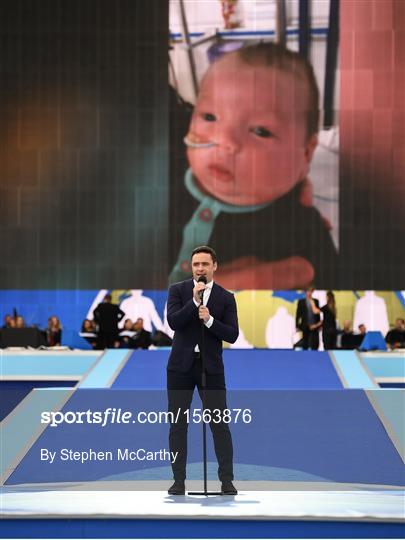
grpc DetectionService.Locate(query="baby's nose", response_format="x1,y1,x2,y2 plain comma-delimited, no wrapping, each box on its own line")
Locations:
216,126,241,154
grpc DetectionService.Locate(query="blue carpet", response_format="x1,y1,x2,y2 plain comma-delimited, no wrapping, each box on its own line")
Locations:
113,350,343,390
6,389,404,486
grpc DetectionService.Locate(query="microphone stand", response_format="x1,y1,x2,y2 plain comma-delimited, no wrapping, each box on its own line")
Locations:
188,295,222,497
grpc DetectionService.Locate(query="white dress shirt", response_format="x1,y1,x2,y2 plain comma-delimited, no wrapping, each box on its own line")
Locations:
193,279,214,352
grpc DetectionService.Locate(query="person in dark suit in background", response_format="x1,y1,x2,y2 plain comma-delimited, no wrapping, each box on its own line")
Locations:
151,330,173,347
296,287,322,350
130,317,152,349
93,293,125,349
353,323,367,349
321,291,337,350
385,318,405,350
340,320,355,349
166,245,239,496
118,318,135,348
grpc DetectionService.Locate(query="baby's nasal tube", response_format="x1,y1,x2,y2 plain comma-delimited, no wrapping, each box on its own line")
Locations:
183,132,217,149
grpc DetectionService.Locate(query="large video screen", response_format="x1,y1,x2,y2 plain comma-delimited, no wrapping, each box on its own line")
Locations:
168,0,404,291
1,0,404,289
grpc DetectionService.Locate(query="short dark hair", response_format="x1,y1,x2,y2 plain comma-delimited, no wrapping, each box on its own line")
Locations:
104,293,112,302
191,245,217,264
236,42,319,138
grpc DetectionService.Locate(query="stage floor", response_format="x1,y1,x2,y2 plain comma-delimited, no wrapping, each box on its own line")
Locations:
2,484,404,523
2,350,404,538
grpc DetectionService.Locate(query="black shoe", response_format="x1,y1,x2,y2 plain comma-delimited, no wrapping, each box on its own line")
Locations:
168,480,185,495
221,480,237,495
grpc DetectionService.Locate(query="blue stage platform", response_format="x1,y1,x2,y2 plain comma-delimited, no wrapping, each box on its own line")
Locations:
1,349,404,538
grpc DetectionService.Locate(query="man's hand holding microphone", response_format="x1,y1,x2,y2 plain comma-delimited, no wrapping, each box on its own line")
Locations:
193,275,210,323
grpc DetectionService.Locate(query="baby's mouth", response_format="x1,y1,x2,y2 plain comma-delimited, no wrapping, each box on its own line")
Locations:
207,163,233,182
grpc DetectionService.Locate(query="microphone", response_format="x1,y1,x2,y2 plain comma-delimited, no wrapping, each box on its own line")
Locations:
197,275,207,304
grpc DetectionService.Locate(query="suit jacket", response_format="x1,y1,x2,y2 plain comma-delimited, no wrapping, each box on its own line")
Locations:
167,279,239,374
93,303,125,333
296,297,320,331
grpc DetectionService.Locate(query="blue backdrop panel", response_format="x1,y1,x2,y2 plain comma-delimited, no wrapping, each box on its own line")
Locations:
6,389,404,486
114,350,343,390
0,290,98,348
0,290,168,349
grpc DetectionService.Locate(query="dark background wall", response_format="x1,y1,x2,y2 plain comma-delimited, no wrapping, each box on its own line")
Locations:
0,0,168,288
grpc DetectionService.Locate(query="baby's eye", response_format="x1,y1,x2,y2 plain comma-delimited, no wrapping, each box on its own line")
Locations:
202,112,217,122
250,126,274,138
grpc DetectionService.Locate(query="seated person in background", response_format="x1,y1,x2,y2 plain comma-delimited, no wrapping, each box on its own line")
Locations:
123,319,134,331
80,319,98,349
352,323,367,349
2,314,14,328
130,318,152,350
340,320,354,349
46,316,62,346
385,318,405,349
81,319,96,333
151,330,173,347
15,316,25,328
119,318,135,348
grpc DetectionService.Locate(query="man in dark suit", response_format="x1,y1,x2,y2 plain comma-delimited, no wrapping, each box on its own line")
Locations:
295,287,322,350
166,246,239,495
93,293,125,349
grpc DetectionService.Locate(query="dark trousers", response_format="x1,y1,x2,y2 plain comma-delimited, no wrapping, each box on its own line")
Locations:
322,329,337,350
302,328,319,350
97,331,117,349
167,353,234,482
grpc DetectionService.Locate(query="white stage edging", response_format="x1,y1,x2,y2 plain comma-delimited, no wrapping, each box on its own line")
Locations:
1,489,404,522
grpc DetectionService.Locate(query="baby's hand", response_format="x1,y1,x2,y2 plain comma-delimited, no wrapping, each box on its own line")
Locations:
299,177,313,207
214,256,314,290
300,176,332,230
